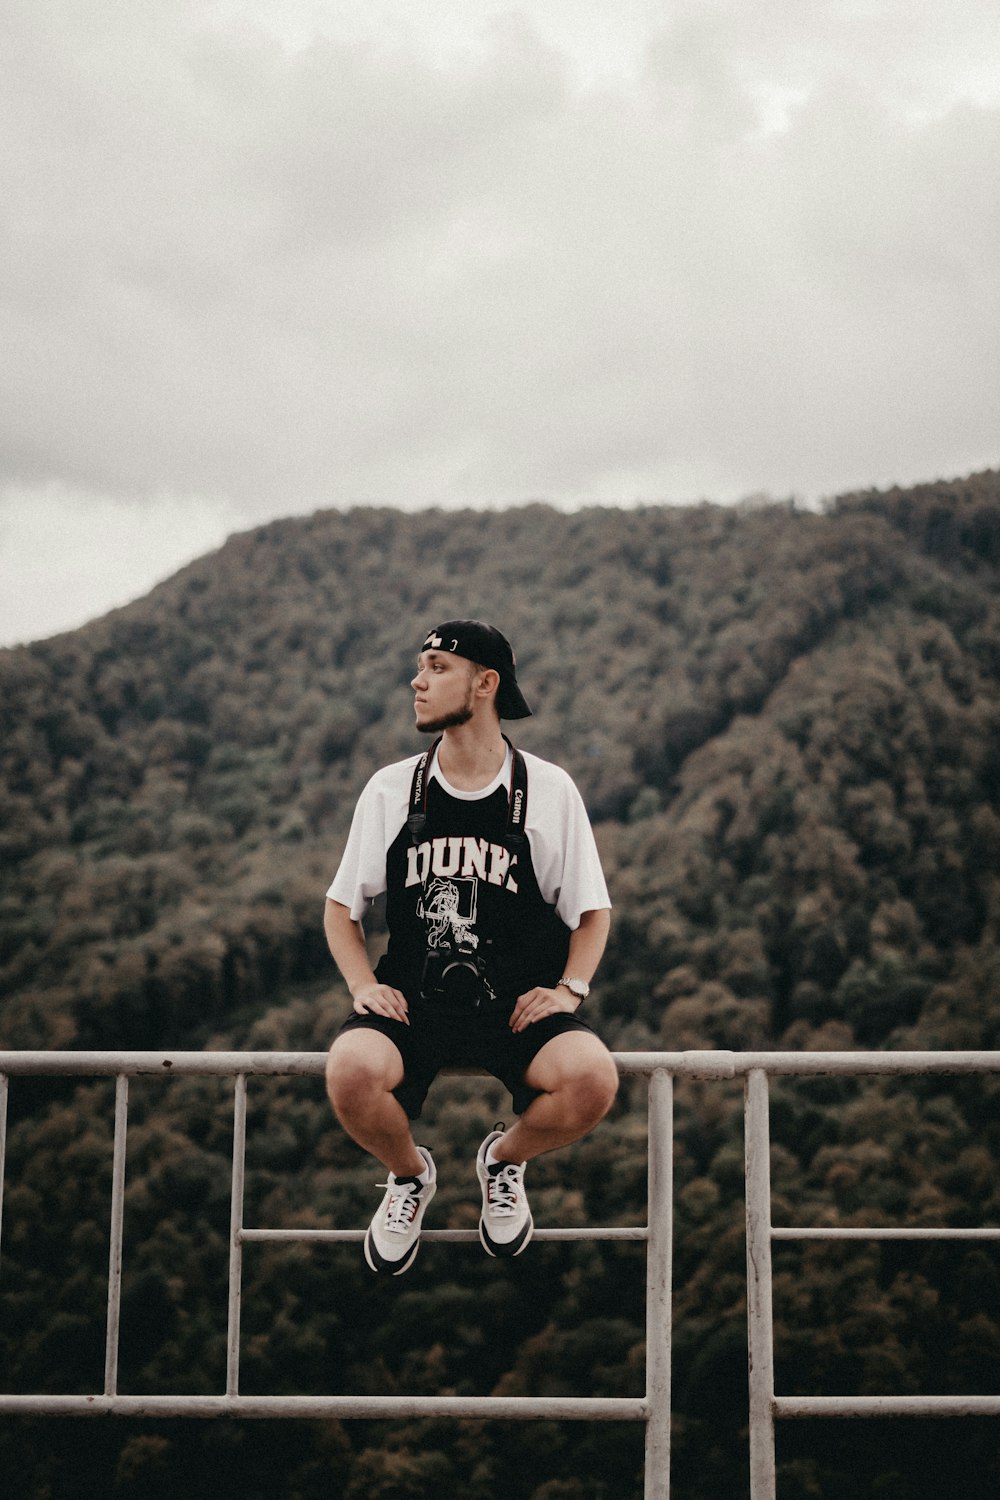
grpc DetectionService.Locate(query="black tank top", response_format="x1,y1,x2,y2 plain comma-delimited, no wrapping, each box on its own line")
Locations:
375,773,571,1009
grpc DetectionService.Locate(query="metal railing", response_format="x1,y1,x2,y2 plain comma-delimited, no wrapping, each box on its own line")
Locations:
1,1049,998,1500
741,1055,1000,1499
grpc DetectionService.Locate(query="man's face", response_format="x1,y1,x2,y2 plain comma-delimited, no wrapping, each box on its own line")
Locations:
411,650,478,733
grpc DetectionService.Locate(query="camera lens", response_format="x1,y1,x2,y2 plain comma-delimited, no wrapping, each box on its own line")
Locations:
439,957,483,1006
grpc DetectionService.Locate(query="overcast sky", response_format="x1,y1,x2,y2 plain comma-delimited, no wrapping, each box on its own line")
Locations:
2,0,998,646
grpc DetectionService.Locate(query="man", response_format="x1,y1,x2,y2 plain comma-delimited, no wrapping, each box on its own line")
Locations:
324,620,617,1275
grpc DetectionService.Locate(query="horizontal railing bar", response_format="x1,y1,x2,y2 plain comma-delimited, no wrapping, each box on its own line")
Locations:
1,1050,998,1079
0,1052,329,1077
773,1227,1000,1241
775,1395,1000,1419
239,1226,649,1244
650,1051,1000,1077
0,1393,648,1421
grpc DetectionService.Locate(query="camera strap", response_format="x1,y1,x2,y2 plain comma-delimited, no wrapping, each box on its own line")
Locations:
407,735,528,853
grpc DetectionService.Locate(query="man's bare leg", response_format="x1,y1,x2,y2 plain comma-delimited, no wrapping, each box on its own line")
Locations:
326,1030,424,1177
494,1031,619,1162
475,1031,617,1257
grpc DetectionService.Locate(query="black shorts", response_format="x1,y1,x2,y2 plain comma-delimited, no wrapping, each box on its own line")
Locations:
337,997,601,1119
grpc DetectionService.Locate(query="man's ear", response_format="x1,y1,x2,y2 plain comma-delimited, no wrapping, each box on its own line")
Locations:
475,667,500,702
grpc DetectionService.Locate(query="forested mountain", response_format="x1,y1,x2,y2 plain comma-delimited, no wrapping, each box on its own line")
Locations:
1,474,999,1498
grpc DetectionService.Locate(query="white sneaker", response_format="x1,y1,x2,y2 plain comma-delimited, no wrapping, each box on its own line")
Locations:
364,1147,436,1275
477,1128,534,1258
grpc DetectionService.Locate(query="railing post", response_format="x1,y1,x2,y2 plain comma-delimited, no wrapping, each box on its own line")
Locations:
104,1074,129,1397
226,1073,248,1397
0,1073,8,1276
745,1068,776,1500
644,1067,673,1499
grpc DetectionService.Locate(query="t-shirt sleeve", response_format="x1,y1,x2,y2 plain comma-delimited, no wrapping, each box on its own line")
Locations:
524,756,611,929
325,762,412,921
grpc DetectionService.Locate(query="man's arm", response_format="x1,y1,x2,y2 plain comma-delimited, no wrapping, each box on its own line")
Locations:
509,907,611,1033
324,898,409,1023
561,906,611,988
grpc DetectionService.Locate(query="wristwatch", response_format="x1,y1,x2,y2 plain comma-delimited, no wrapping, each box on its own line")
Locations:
558,976,590,1001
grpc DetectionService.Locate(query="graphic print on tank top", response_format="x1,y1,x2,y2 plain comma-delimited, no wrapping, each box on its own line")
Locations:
419,875,479,948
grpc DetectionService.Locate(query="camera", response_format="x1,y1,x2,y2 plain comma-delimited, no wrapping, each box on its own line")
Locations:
420,940,493,1009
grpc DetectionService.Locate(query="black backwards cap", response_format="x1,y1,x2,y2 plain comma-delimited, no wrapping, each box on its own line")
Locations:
421,620,532,719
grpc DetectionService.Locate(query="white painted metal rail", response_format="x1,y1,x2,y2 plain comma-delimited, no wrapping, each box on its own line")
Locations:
1,1049,998,1500
740,1055,1000,1500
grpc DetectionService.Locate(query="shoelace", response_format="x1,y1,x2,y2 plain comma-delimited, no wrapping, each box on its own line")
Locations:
486,1162,523,1218
377,1177,423,1236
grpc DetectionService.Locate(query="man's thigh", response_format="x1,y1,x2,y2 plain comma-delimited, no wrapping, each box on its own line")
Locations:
523,1027,618,1093
328,1022,407,1090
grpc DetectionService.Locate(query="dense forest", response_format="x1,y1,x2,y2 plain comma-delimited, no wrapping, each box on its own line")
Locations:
1,473,999,1498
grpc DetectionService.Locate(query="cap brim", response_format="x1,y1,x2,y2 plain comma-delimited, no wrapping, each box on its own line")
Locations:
498,682,532,719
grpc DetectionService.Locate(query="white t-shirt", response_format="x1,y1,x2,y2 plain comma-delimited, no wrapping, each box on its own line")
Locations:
326,746,611,930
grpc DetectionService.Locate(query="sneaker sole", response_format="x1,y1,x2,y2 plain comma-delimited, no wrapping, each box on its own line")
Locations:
364,1225,422,1276
478,1213,534,1259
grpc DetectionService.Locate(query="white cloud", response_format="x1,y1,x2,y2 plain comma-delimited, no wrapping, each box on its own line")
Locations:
0,1,997,642
0,487,241,646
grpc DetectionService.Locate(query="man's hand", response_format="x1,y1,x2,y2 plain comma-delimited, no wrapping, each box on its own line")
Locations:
352,983,409,1024
509,983,579,1033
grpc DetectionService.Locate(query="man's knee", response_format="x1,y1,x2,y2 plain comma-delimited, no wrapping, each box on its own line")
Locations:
572,1051,619,1121
326,1032,402,1114
530,1035,619,1122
